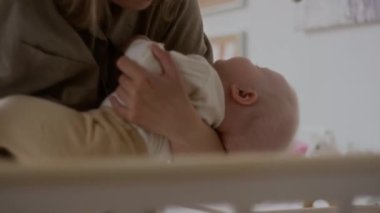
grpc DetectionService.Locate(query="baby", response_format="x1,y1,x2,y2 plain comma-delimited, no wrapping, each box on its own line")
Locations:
0,39,298,161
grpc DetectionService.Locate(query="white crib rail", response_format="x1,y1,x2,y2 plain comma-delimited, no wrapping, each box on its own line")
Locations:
0,154,379,213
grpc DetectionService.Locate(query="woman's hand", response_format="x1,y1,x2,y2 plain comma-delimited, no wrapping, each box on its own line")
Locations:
111,45,223,153
111,44,194,138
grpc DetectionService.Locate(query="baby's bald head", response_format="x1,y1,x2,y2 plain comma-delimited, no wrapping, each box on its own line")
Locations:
244,67,299,151
214,58,299,152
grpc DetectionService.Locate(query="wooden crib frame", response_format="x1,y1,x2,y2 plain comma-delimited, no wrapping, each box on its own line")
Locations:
0,154,379,213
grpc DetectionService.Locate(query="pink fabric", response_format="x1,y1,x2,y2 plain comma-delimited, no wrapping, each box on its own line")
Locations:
293,142,308,155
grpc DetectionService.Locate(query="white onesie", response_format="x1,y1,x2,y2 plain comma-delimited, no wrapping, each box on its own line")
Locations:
102,40,225,158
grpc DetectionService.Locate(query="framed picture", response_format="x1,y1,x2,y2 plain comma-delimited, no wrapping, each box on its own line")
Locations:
198,0,246,15
295,0,380,31
209,32,246,60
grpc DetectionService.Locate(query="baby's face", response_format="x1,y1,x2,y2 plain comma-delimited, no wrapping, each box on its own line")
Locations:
213,57,255,86
213,57,279,90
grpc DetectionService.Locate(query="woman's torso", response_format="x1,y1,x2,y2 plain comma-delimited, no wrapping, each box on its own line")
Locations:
0,0,212,110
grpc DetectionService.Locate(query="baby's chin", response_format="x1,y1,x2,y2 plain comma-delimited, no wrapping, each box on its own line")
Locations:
214,58,228,66
212,60,225,74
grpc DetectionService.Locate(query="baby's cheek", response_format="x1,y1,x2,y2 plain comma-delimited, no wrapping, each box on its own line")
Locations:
223,140,238,152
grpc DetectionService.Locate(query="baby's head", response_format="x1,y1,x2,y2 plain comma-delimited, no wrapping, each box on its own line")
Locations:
214,57,299,153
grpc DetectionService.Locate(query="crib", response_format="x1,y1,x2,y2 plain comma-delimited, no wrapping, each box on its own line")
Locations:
0,154,379,213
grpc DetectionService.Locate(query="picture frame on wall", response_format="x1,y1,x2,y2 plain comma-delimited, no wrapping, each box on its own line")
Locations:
209,32,246,61
198,0,246,15
295,0,380,31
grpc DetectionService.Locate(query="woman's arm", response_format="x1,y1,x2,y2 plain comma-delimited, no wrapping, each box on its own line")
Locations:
111,45,224,154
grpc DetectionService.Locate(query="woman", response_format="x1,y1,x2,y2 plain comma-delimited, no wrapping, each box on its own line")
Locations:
0,0,223,157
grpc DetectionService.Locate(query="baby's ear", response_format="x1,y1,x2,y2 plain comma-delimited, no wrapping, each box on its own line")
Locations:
230,84,258,106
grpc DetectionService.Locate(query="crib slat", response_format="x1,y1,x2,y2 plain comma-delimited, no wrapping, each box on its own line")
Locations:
0,154,379,213
337,199,354,213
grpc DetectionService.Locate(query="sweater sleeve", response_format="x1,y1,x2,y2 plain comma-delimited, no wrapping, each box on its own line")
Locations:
110,0,213,62
157,0,214,62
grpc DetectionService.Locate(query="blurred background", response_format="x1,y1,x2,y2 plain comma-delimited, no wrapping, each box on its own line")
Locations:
198,0,380,153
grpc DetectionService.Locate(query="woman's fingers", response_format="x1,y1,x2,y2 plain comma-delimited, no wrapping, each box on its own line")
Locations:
114,87,130,105
118,75,134,94
151,44,178,79
116,56,147,81
114,75,134,107
110,96,130,119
